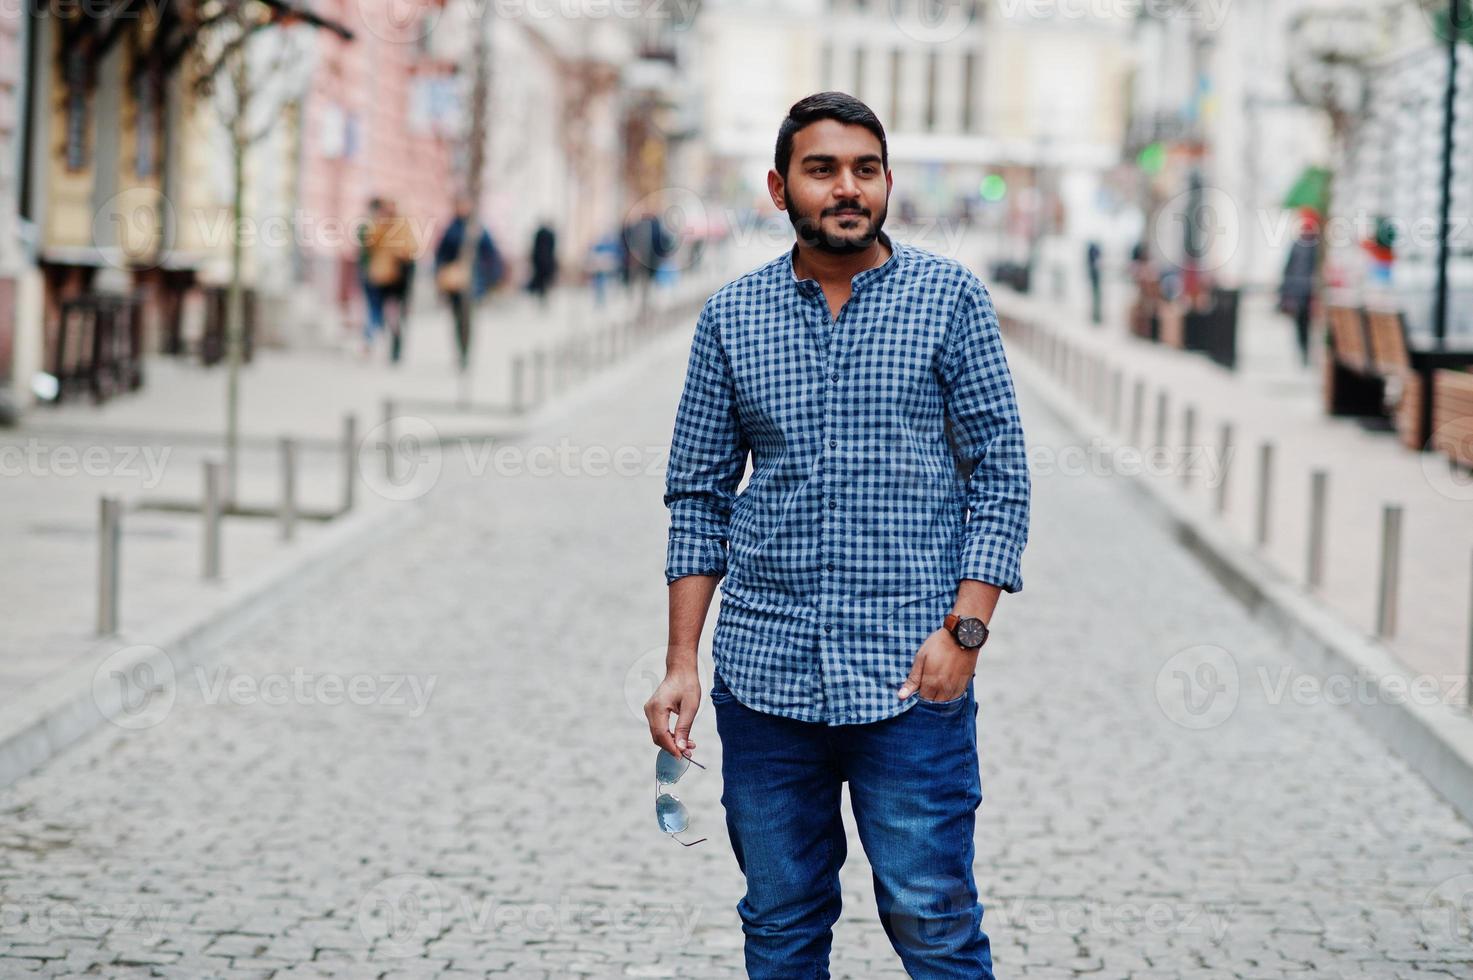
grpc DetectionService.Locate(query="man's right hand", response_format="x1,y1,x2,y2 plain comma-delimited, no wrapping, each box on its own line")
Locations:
644,667,702,759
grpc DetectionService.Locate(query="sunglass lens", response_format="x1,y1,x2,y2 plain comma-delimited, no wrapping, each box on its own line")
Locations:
655,792,689,834
655,747,690,784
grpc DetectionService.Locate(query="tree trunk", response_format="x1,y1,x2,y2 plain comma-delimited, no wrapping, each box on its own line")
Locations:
225,46,249,508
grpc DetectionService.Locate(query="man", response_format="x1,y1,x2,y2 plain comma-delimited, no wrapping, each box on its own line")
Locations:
363,197,418,363
1277,210,1319,368
645,92,1030,978
433,194,503,371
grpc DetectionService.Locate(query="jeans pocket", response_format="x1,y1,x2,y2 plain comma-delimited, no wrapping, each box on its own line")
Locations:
916,692,968,707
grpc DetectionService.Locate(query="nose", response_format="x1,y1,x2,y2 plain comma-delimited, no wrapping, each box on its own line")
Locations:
834,168,860,200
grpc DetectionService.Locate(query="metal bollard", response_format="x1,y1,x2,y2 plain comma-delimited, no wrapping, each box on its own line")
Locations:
1375,504,1403,639
1154,389,1168,451
341,414,357,514
533,348,548,405
1111,370,1123,431
280,437,298,542
97,496,121,635
1306,469,1328,590
511,355,526,412
1255,442,1273,547
1130,380,1145,447
1181,406,1196,488
204,460,223,581
382,398,396,484
1215,422,1233,515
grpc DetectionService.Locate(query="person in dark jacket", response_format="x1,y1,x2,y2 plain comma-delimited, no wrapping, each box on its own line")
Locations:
1278,211,1320,368
526,223,558,307
434,194,504,371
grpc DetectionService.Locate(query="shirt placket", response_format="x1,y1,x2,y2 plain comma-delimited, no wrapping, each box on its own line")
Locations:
813,284,852,723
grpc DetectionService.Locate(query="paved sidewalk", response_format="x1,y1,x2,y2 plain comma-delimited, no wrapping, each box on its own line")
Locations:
0,270,1470,977
993,280,1473,707
0,264,730,748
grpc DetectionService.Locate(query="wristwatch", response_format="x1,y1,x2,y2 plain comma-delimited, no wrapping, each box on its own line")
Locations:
944,613,990,651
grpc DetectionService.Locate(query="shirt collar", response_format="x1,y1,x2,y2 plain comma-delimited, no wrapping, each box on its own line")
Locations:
786,228,903,295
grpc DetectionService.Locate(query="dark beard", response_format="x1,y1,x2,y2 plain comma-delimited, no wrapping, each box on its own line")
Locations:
784,187,887,256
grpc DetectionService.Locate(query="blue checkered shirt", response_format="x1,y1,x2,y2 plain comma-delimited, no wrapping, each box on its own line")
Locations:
663,231,1030,725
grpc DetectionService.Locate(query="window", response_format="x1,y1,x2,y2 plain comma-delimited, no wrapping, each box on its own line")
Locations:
925,49,938,131
890,49,902,129
962,50,977,133
63,48,89,172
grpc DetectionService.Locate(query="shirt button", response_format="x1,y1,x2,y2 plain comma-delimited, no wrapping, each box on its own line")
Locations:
829,439,837,449
826,562,835,571
830,373,839,382
828,499,837,509
824,624,833,633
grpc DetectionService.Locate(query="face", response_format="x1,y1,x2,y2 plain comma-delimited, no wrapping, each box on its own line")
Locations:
772,118,891,256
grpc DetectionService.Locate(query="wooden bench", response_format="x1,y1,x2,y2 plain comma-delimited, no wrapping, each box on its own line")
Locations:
1363,308,1473,451
48,293,145,405
1431,369,1473,469
1323,305,1387,418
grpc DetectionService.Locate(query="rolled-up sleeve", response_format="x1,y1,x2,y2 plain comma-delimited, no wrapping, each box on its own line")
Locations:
663,300,750,585
939,278,1031,593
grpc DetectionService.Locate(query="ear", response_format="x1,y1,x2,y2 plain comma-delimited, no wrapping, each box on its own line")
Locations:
767,169,787,212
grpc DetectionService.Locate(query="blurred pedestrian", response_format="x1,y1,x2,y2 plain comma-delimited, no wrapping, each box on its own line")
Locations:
357,197,384,358
587,231,623,308
363,198,418,363
434,193,504,372
526,222,558,307
1085,240,1102,325
1278,210,1319,368
624,211,673,323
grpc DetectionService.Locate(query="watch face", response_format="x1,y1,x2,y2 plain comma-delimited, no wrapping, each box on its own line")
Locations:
956,617,988,648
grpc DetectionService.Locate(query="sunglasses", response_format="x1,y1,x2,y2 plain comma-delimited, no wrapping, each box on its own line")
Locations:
655,748,708,847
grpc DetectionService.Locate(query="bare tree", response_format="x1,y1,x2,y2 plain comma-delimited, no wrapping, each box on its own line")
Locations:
190,0,350,504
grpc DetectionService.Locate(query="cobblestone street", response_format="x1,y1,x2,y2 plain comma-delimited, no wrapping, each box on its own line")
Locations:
1,322,1471,979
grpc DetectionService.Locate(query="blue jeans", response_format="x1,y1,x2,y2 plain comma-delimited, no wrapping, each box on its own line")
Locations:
364,283,385,342
711,670,994,979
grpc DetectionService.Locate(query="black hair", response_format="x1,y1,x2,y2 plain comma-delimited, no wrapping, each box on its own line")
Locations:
774,91,888,180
